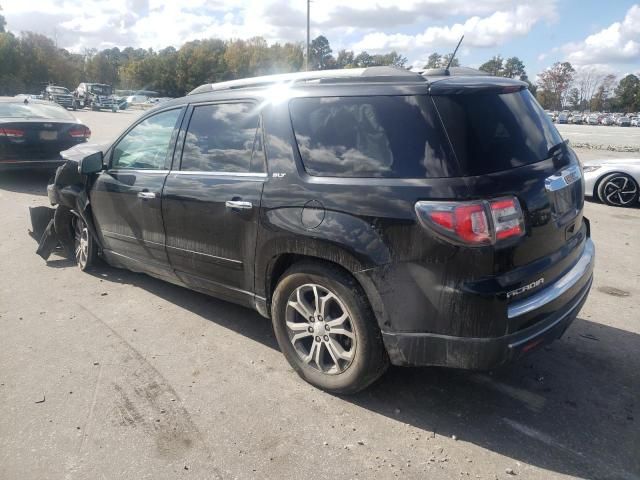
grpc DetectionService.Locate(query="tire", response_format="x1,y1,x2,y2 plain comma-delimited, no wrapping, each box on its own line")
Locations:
271,261,388,394
597,173,639,207
72,214,97,271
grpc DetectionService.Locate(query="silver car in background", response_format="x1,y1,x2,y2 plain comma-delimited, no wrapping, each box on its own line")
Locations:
583,159,640,207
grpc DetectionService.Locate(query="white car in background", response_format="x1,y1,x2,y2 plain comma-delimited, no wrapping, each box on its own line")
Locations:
583,159,640,207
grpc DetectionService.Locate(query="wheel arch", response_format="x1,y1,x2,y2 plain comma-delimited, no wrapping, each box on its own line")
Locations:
258,248,390,331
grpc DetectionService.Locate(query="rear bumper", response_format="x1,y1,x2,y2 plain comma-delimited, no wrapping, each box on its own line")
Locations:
381,238,595,369
383,275,591,369
0,159,65,171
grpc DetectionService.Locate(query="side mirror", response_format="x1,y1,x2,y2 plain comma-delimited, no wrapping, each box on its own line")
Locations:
79,151,104,175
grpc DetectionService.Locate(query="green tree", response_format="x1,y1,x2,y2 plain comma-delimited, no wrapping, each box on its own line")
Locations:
613,74,640,112
590,74,616,111
441,53,460,68
336,49,355,68
479,55,504,76
503,57,526,79
0,4,6,33
425,53,442,68
310,35,333,70
536,89,555,110
0,32,23,94
567,88,580,109
354,51,375,67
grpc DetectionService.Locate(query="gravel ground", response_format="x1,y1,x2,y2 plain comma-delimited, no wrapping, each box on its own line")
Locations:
0,110,639,480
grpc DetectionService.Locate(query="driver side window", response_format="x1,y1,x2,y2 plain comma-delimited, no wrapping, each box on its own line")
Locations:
112,109,181,170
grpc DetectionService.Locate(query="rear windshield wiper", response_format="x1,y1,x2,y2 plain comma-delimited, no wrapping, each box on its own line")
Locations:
547,140,568,158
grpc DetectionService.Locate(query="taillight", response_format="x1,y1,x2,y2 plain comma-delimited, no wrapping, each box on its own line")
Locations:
415,197,525,246
69,126,91,139
0,128,25,138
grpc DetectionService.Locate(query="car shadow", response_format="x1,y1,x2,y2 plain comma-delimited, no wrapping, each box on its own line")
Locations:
52,259,639,479
0,170,53,197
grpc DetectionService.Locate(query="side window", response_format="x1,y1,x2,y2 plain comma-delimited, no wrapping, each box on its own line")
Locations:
111,109,181,170
289,96,457,178
180,103,260,172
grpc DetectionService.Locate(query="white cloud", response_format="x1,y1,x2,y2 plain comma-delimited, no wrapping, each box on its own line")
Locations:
3,0,559,54
562,4,640,66
352,2,557,52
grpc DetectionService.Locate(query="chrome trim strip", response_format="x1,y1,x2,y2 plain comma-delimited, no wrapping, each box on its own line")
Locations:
169,171,267,178
508,275,592,348
508,238,595,319
102,230,165,247
107,169,170,174
165,244,243,266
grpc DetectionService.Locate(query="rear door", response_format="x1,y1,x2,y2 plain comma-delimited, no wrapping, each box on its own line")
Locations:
162,102,265,306
90,107,184,280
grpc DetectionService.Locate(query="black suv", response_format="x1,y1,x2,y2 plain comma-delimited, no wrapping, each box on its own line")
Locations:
36,66,595,393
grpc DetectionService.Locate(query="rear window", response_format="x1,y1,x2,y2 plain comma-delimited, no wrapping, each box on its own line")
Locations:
0,101,75,120
289,96,457,178
432,90,563,176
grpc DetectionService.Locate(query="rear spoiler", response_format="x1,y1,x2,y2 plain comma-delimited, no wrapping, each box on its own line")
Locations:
428,76,527,95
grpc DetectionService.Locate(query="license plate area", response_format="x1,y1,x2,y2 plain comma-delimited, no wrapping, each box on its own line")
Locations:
39,130,58,141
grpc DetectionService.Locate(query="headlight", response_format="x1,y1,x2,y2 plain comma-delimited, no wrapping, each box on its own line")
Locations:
582,165,601,173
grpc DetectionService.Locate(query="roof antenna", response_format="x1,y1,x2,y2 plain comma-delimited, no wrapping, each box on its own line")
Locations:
445,35,464,75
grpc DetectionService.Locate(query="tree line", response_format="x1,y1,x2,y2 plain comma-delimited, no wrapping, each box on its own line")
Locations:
1,7,637,111
0,22,407,97
536,62,640,113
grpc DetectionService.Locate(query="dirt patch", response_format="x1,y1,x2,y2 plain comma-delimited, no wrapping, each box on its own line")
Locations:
598,286,631,297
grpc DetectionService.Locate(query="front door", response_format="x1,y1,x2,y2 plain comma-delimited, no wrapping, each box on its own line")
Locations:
162,102,265,306
90,107,184,280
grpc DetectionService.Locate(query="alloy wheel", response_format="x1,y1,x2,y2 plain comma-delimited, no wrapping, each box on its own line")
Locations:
602,175,638,206
74,217,90,269
285,284,357,375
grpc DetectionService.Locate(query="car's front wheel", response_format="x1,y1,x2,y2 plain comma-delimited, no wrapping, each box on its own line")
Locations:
597,173,639,207
73,215,97,271
271,262,388,394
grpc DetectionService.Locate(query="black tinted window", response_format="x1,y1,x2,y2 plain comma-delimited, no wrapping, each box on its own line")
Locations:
433,90,563,176
289,96,456,178
112,109,181,170
181,103,260,172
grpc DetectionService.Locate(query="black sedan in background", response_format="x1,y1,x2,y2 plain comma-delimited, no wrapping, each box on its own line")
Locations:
0,97,90,170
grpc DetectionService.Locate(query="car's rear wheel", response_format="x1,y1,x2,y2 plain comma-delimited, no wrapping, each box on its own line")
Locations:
271,262,388,394
73,215,97,271
597,173,639,207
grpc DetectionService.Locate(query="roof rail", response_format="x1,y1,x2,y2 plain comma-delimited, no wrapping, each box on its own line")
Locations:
188,66,426,95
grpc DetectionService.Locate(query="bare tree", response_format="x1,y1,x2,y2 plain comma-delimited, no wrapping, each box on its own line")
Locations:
575,68,604,110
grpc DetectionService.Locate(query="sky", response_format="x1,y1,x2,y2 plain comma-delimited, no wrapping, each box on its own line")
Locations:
2,0,640,77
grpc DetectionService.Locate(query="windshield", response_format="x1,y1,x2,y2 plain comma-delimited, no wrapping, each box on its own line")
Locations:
0,102,76,120
88,85,112,95
49,87,70,95
432,90,564,176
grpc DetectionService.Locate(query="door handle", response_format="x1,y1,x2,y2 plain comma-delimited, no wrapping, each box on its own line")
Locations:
225,200,253,210
137,191,156,199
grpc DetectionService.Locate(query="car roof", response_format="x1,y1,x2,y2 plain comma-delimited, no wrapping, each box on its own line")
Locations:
1,96,56,105
188,66,526,96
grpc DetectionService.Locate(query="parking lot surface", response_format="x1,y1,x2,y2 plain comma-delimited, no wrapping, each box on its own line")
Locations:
0,110,639,480
556,123,640,149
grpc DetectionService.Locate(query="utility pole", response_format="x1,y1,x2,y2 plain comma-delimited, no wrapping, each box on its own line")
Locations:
305,0,310,71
